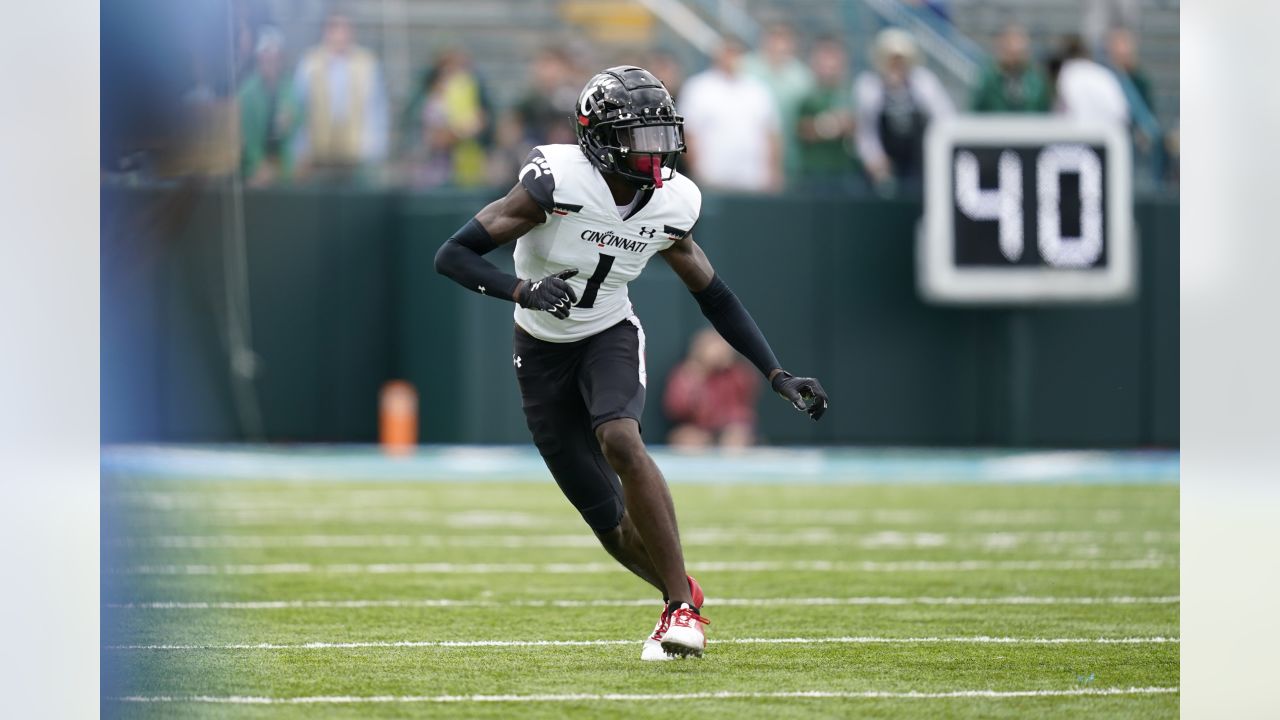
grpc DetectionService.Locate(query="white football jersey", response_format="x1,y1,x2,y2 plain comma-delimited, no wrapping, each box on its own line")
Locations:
513,144,701,343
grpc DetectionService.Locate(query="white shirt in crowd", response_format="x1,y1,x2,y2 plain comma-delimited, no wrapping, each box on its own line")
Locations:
1054,58,1130,127
853,66,954,171
678,69,780,192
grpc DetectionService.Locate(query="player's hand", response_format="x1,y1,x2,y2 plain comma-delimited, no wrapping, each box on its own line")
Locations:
518,269,579,319
771,371,829,421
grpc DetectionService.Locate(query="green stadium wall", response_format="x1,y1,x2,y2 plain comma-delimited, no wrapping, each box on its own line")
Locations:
101,186,1179,447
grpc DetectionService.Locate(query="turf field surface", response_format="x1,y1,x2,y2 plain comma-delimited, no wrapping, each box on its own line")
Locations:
102,450,1178,719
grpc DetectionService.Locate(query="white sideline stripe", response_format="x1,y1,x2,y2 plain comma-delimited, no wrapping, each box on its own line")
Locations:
108,529,1180,549
105,636,1180,650
106,595,1182,610
105,506,1175,527
107,686,1179,704
109,497,1159,520
110,558,1174,575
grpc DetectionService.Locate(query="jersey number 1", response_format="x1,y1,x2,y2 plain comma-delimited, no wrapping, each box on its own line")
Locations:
576,254,615,308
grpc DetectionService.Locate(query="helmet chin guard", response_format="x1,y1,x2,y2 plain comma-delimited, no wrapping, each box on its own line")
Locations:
575,66,685,189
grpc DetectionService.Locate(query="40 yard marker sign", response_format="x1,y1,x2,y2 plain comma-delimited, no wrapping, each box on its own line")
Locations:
918,116,1135,304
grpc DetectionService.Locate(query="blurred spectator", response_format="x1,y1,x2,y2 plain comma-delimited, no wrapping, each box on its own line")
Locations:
404,49,492,188
971,23,1050,113
1164,122,1179,185
237,26,299,186
680,36,782,193
1104,27,1165,186
795,36,858,184
1083,0,1140,55
290,11,389,182
854,28,954,191
170,9,243,179
233,1,273,80
744,23,815,182
1106,28,1154,115
645,49,686,100
486,111,527,186
513,48,580,148
1049,36,1128,127
664,330,760,450
102,0,240,179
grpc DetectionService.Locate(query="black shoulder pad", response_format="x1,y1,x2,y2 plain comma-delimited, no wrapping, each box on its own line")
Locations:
518,149,556,212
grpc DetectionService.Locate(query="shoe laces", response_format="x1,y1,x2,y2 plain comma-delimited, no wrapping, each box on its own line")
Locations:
669,606,710,629
649,608,672,641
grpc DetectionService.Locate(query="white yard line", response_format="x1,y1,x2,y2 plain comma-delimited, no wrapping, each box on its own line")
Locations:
107,686,1179,704
109,558,1175,575
105,636,1180,651
105,595,1181,610
104,508,556,527
105,504,1175,527
107,529,1180,550
738,509,1171,525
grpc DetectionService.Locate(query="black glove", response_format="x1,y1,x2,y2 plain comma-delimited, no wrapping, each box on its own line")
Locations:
771,371,829,420
518,269,579,319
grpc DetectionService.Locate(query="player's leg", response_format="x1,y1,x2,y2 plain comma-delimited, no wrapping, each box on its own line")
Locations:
593,511,665,592
535,419,667,594
513,326,664,592
579,319,708,657
578,319,693,607
595,420,708,658
594,418,691,604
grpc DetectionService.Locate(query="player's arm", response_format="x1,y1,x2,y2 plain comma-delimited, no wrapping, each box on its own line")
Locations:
433,182,578,318
659,234,829,420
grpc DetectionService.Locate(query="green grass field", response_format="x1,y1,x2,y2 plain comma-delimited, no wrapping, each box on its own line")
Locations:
102,472,1178,718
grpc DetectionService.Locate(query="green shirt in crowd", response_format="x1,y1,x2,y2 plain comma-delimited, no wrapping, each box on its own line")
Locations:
970,63,1051,113
238,72,300,180
795,85,859,179
744,54,814,180
1120,68,1156,115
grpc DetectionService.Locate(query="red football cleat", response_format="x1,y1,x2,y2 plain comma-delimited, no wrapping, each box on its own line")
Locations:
640,575,706,661
660,603,710,658
687,574,705,608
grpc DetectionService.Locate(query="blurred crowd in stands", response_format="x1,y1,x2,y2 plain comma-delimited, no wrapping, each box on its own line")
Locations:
102,4,1177,196
664,329,761,450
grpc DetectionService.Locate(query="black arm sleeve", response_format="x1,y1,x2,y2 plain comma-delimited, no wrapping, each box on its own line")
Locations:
433,218,522,302
692,274,782,377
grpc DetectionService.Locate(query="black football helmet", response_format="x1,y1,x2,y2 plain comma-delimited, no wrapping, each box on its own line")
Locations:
575,66,685,189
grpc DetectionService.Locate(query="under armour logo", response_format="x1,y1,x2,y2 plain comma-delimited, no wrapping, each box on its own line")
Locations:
638,226,657,239
478,285,486,294
513,355,522,368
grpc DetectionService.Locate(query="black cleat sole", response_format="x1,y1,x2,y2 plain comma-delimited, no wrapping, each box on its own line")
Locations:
660,639,704,658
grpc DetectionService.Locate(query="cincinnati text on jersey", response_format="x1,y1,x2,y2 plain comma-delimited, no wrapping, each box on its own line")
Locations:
580,229,651,253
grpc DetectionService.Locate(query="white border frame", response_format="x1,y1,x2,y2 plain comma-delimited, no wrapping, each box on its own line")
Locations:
918,116,1135,304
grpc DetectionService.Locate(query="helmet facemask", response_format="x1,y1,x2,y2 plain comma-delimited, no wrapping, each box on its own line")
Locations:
618,123,683,188
576,68,686,189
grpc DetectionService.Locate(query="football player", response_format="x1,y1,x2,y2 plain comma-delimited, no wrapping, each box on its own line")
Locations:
435,66,829,660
